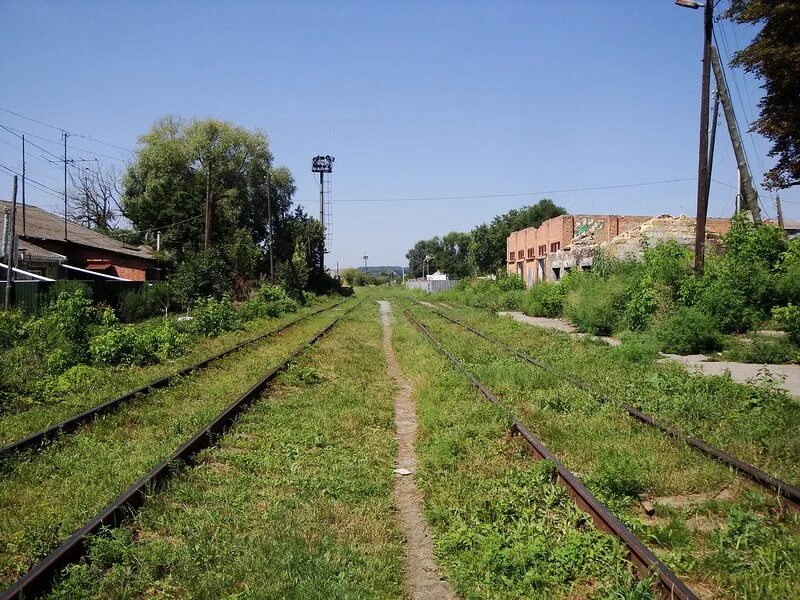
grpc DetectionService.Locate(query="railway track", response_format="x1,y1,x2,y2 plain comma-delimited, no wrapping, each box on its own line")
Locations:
403,308,697,600
1,297,363,600
0,299,344,459
416,301,800,510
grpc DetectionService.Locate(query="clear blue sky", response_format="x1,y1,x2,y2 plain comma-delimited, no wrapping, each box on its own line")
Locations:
1,0,797,269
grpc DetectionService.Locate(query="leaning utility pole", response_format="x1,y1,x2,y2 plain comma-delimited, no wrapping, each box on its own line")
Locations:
706,90,720,201
4,176,18,309
693,0,713,272
710,45,761,224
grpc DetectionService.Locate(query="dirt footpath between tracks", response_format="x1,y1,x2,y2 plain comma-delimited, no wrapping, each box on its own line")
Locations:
378,300,454,600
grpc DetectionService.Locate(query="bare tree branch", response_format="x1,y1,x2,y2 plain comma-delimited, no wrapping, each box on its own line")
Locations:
67,164,122,231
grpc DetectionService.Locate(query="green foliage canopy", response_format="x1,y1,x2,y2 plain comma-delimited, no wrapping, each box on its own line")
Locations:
725,0,800,189
406,199,565,277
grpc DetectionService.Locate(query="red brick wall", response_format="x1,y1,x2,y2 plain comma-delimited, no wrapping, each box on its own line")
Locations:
507,214,736,276
27,238,156,281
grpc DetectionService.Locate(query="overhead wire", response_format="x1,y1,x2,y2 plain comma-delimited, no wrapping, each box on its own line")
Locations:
0,162,64,199
296,177,698,203
0,107,135,153
1,123,129,166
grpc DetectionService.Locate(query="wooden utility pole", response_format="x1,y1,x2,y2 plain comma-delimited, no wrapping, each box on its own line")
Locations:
710,46,761,224
4,176,18,309
693,0,713,272
776,194,786,236
21,135,26,236
63,132,68,240
266,167,274,283
204,158,212,249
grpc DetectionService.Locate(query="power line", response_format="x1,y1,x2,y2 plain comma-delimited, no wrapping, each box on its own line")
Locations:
0,124,63,160
138,214,205,235
0,163,63,199
0,107,134,153
1,123,129,163
297,177,698,203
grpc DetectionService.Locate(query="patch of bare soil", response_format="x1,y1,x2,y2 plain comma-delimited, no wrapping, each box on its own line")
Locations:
378,300,455,600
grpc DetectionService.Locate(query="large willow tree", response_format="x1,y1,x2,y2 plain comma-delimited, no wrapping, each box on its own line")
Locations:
123,116,325,297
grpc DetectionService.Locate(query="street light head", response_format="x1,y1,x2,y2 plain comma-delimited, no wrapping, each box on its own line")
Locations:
675,0,703,8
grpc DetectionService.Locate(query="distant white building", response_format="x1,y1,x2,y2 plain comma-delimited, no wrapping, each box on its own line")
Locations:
426,270,448,281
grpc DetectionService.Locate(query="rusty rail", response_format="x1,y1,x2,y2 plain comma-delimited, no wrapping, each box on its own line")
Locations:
404,308,696,600
421,303,800,511
0,300,344,459
1,298,361,600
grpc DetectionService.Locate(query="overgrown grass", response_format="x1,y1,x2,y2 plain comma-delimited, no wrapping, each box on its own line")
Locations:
0,307,349,589
404,297,800,598
0,299,338,446
392,299,654,599
41,299,403,599
428,300,800,484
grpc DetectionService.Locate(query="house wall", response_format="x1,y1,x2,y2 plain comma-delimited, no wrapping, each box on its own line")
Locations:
23,238,156,281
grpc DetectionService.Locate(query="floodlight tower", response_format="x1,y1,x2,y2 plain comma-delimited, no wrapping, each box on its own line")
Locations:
311,155,334,271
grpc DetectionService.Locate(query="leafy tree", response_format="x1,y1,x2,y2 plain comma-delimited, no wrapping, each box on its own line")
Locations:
725,1,800,189
406,238,443,277
122,116,331,298
405,199,565,277
123,116,303,265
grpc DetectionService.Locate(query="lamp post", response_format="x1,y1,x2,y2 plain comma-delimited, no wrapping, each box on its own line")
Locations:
676,0,713,272
423,254,433,279
312,155,334,272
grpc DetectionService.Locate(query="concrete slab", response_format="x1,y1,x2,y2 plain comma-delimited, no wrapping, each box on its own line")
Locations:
660,354,800,397
498,311,621,347
497,311,800,396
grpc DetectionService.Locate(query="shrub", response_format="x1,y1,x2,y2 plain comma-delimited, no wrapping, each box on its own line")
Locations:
39,280,92,313
257,284,298,313
55,364,106,395
691,262,772,333
44,347,82,374
239,285,300,320
776,239,800,304
616,331,661,363
773,304,800,344
493,290,525,311
0,310,25,350
725,335,797,365
642,240,692,297
90,326,155,366
118,283,172,323
658,307,723,355
171,248,232,305
190,297,241,337
495,273,525,292
621,275,658,332
562,275,628,336
522,283,563,317
42,288,97,345
26,288,105,372
145,320,190,360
